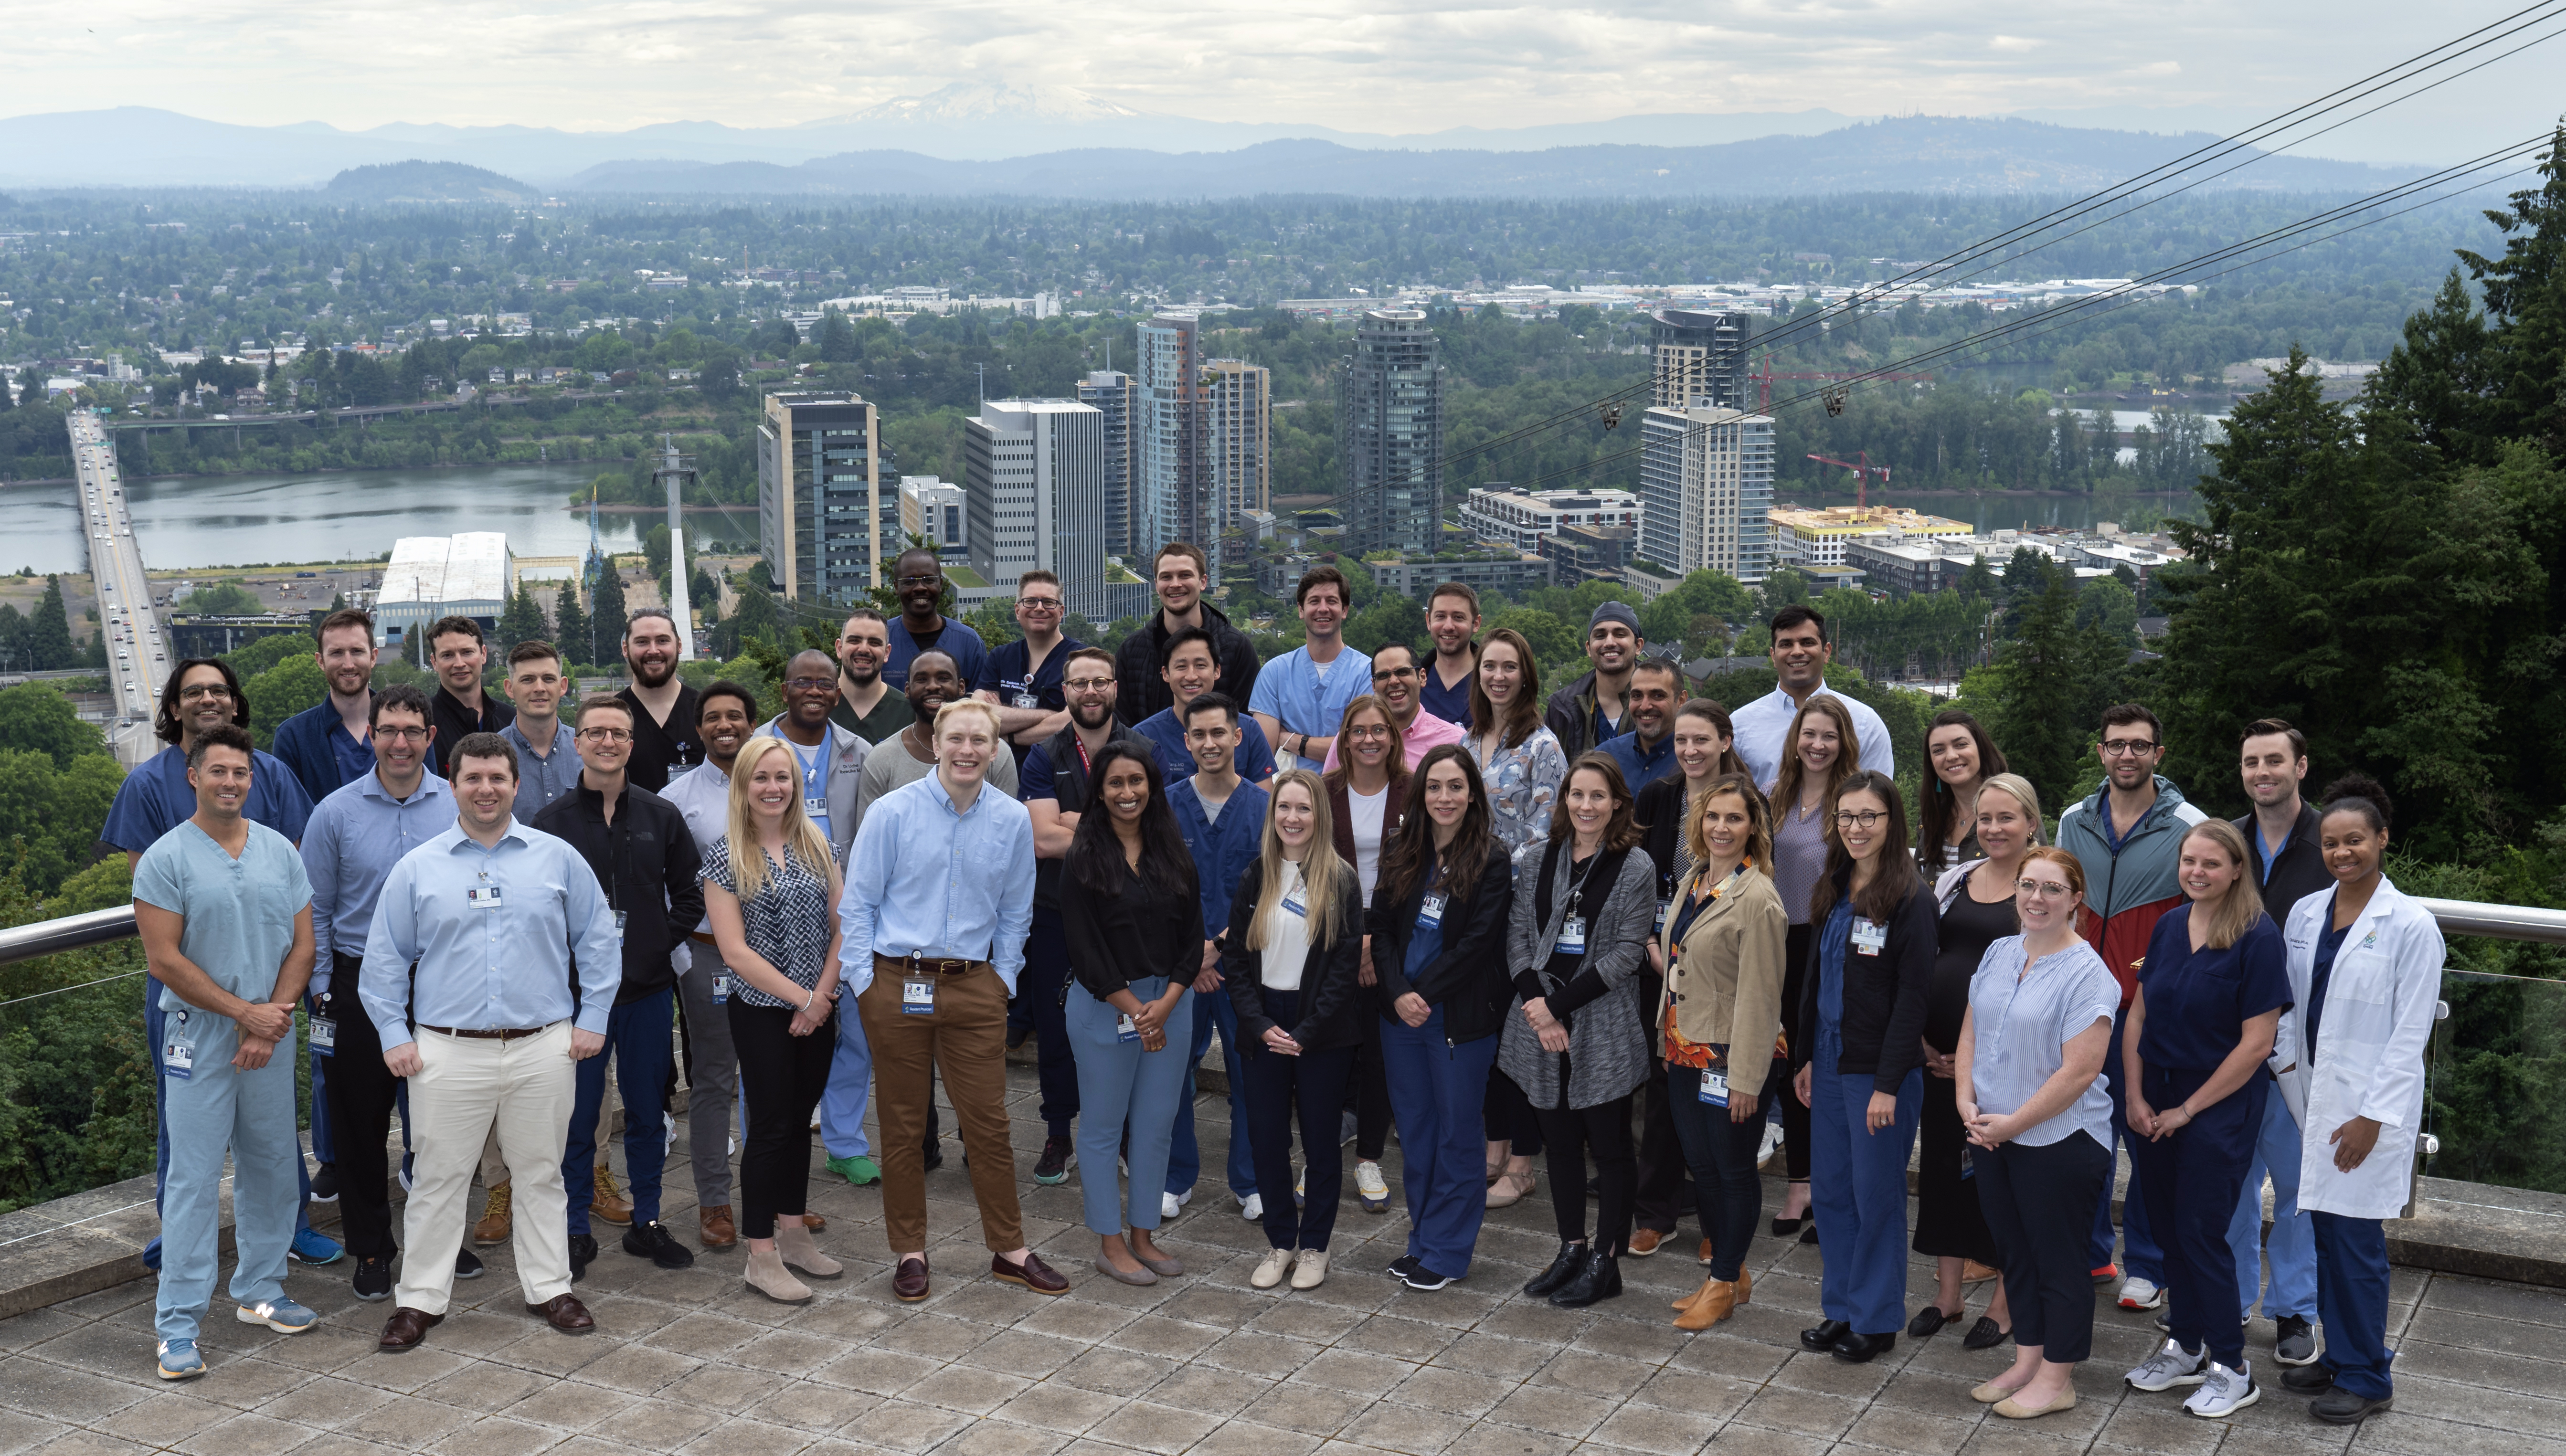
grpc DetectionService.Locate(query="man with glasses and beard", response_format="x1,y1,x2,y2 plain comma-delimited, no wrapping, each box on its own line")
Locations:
756,649,870,867
616,609,700,792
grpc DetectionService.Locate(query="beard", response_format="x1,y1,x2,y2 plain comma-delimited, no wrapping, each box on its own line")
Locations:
628,654,677,688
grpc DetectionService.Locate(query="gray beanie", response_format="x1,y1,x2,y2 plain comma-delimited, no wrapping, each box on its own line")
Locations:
1586,600,1641,636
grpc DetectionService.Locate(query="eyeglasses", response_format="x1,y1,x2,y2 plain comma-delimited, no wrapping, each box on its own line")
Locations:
178,685,233,701
1833,810,1886,829
1371,666,1417,681
2101,739,2160,757
1064,676,1114,692
1018,598,1063,612
375,726,429,742
896,575,941,589
1347,724,1395,740
784,677,836,691
2017,879,2076,898
579,728,633,742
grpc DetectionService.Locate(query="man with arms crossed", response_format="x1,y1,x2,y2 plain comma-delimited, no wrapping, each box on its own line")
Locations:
1114,541,1259,728
1728,605,1895,790
135,725,320,1380
1420,582,1482,729
363,733,621,1351
977,568,1081,755
1164,692,1269,1222
1250,564,1370,774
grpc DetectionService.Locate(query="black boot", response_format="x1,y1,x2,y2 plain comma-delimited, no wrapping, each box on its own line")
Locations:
1524,1241,1589,1297
1800,1319,1852,1352
1550,1248,1622,1308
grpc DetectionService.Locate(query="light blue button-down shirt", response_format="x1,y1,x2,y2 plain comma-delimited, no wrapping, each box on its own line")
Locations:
302,770,454,993
500,719,583,818
358,818,622,1053
836,770,1034,998
1966,935,2123,1149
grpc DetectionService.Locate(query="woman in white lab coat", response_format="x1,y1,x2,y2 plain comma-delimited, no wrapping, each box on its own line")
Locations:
2270,775,2442,1427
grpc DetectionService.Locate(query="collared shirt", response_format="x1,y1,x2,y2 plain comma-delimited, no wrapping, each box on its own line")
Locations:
1317,706,1466,774
1600,729,1677,791
271,697,375,807
1730,680,1896,792
850,728,1020,838
1966,934,2122,1148
617,681,702,792
1167,776,1272,945
101,744,314,856
1421,654,1476,731
301,769,454,992
357,819,621,1051
883,616,989,693
1247,642,1373,773
428,685,514,779
134,819,312,1014
830,683,913,744
837,770,1034,997
1135,707,1277,787
978,635,1081,712
499,718,583,818
660,760,732,978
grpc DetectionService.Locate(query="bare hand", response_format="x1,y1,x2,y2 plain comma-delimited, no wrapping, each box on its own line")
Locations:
1358,935,1376,988
1920,1040,1956,1078
1792,1063,1812,1107
234,1036,274,1071
384,1043,423,1078
1263,1026,1303,1056
1131,999,1169,1042
1865,1090,1899,1134
1965,1111,2016,1148
1394,992,1430,1028
1200,939,1219,977
1729,1088,1758,1124
2329,1115,2383,1172
789,1002,827,1037
236,1001,293,1043
1536,1022,1569,1054
1647,940,1665,975
1522,997,1556,1032
2126,1094,2159,1139
570,1029,606,1060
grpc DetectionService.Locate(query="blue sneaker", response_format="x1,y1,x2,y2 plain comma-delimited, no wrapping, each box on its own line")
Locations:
157,1338,206,1380
288,1228,344,1266
141,1237,162,1272
235,1296,319,1333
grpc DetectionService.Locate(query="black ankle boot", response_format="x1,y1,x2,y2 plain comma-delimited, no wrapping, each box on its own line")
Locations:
1550,1248,1622,1308
1524,1241,1588,1297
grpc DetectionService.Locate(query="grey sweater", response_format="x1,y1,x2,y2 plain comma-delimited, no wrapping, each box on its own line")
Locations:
1498,841,1658,1110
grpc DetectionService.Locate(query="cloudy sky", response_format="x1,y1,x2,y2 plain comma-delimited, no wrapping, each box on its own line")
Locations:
6,0,2559,161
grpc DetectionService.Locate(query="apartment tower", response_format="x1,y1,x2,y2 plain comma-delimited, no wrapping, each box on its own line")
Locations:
963,398,1111,622
1637,404,1774,584
1338,309,1443,556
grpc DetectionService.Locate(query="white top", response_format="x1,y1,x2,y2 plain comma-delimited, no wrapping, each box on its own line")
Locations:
2277,877,2444,1220
1731,680,1896,792
1263,861,1312,992
1349,785,1388,906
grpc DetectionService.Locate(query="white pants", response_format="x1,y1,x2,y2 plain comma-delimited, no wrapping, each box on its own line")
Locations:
399,1023,577,1313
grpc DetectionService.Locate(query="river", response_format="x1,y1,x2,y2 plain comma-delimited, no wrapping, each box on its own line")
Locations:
4,463,763,575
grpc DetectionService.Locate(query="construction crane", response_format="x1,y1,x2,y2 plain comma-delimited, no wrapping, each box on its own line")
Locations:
1753,358,1936,412
1807,451,1891,511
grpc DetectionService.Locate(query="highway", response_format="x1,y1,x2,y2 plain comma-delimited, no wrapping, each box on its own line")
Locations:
67,411,171,767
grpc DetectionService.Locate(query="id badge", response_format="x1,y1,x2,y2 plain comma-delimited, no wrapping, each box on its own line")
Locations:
1012,691,1040,710
902,978,936,1015
1417,893,1446,928
1116,1013,1141,1043
713,974,735,1006
1961,1146,1977,1181
308,1015,336,1056
613,909,628,948
1556,916,1588,955
1698,1068,1729,1107
1851,917,1887,956
467,885,505,911
1280,889,1308,918
163,1009,194,1080
1655,897,1673,933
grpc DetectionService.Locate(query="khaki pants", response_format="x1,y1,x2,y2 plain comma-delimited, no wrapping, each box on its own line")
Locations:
857,958,1020,1255
480,1048,624,1187
400,1023,577,1313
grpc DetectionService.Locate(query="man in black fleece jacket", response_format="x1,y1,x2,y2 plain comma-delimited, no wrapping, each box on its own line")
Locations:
1114,543,1260,728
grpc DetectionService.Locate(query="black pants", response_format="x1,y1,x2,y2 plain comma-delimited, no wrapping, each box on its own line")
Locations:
1769,926,1813,1184
1485,1063,1544,1158
729,999,838,1240
1916,1070,2002,1264
1666,1065,1763,1280
1350,1014,1391,1161
1632,969,1689,1234
1018,909,1081,1138
1537,1092,1635,1251
316,960,401,1260
1976,1131,2110,1363
1243,987,1357,1252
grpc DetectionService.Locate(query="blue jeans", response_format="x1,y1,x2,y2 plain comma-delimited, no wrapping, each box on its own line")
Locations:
1241,987,1355,1252
1380,1009,1499,1280
2312,1211,2394,1399
563,989,675,1237
1807,1049,1922,1335
158,1015,301,1342
2230,1082,2318,1319
1166,975,1255,1201
1066,978,1191,1235
148,981,313,1267
2090,1006,2164,1282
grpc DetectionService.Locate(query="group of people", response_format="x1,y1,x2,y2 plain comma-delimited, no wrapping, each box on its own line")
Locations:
127,542,2441,1431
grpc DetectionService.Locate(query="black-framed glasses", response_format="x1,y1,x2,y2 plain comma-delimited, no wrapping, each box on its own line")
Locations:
375,726,430,742
1371,666,1417,681
784,677,836,691
2101,739,2160,757
1833,809,1886,829
1018,597,1063,612
1064,677,1114,692
178,684,233,701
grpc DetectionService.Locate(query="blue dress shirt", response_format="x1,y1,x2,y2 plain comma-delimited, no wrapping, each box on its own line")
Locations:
300,770,453,993
101,744,314,856
357,819,622,1052
499,719,583,819
836,770,1035,997
1600,729,1677,791
1167,777,1271,946
1246,643,1373,774
271,699,376,808
1134,708,1278,788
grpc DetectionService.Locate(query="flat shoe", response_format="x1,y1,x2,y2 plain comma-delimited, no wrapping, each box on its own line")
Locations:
1095,1256,1158,1287
1486,1170,1535,1208
1963,1317,2012,1351
1994,1386,2077,1420
1971,1380,2022,1404
1908,1305,1956,1338
1134,1250,1185,1277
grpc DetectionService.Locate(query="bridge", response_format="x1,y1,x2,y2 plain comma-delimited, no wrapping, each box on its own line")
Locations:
66,411,172,768
102,385,656,438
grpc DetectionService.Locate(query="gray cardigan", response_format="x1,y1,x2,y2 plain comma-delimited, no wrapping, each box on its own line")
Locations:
1498,841,1658,1110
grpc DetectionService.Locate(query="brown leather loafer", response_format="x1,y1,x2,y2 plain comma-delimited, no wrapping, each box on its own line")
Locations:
993,1250,1070,1296
527,1293,595,1333
802,1211,827,1233
699,1205,738,1248
378,1306,443,1352
892,1255,931,1302
1627,1228,1665,1257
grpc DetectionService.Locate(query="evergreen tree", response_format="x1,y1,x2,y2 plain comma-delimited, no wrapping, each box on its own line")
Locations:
1981,556,2118,810
816,308,859,363
29,576,75,670
552,583,590,667
725,577,779,652
2364,269,2495,466
2456,122,2566,455
588,561,628,664
498,583,548,654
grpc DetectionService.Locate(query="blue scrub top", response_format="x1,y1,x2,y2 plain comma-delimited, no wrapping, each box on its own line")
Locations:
1167,777,1271,942
2136,905,2293,1072
978,637,1082,712
1419,661,1475,733
883,617,989,694
2307,895,2352,1059
101,744,315,856
1134,708,1277,788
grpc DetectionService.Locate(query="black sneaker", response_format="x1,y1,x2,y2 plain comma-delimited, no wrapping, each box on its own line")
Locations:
1399,1265,1455,1291
1033,1136,1073,1185
1007,1027,1031,1049
623,1221,696,1271
352,1255,392,1302
2274,1314,2318,1366
309,1163,340,1203
454,1248,483,1280
2281,1362,2335,1394
1387,1254,1422,1280
569,1233,598,1283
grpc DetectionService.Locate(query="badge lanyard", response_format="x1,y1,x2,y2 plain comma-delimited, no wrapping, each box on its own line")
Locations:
1555,853,1605,957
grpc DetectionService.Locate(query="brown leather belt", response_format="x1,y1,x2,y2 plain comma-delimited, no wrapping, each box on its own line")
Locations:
876,953,978,976
420,1023,559,1041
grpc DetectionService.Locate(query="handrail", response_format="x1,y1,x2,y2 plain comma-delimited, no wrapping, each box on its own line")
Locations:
2414,897,2566,946
0,906,139,967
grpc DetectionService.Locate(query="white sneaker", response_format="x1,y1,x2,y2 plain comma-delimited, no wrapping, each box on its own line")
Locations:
1241,1192,1264,1221
2183,1360,2259,1419
1160,1192,1184,1221
1356,1161,1389,1212
1290,1249,1330,1289
2126,1339,2210,1392
2118,1276,2166,1310
1251,1248,1294,1289
1757,1122,1784,1169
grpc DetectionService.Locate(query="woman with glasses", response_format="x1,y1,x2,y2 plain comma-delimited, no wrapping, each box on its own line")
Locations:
1766,694,1862,1240
1464,627,1568,1207
1322,695,1403,1212
1917,710,2008,876
699,737,845,1304
1793,769,1932,1362
1060,741,1199,1285
1503,753,1659,1308
1954,847,2120,1420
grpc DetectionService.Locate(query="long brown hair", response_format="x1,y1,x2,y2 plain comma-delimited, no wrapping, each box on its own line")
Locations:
1770,693,1862,812
1546,752,1645,852
1378,744,1496,911
1684,771,1774,875
1807,770,1919,924
2178,820,2266,950
1466,627,1544,750
1251,770,1350,952
1914,708,2009,859
1674,698,1751,781
1322,694,1408,797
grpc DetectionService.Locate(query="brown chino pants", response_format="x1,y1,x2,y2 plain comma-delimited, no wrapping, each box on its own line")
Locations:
858,956,1022,1255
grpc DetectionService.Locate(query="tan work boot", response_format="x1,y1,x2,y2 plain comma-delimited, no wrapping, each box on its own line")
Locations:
472,1183,512,1246
699,1205,737,1248
591,1164,632,1226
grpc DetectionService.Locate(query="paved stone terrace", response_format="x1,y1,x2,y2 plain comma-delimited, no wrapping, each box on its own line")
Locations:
5,1065,2563,1456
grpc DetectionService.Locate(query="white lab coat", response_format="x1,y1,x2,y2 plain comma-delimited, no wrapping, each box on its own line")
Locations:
2273,876,2444,1221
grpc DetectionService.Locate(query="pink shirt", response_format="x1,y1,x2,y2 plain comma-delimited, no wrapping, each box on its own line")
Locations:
1320,707,1467,774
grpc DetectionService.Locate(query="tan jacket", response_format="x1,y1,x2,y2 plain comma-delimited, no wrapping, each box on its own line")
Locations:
1655,864,1791,1100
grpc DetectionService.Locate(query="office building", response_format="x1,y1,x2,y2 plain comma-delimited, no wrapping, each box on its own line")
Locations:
1767,504,1973,569
377,532,512,648
1136,314,1209,569
1362,553,1552,604
1637,406,1776,584
1076,369,1137,559
899,476,968,559
1339,309,1443,556
1651,309,1752,410
964,398,1110,622
1542,523,1636,587
1201,358,1272,558
1459,485,1642,553
759,390,891,603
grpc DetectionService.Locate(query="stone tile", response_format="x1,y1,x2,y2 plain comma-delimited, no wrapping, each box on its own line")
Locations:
816,1347,943,1397
1150,1286,1266,1332
0,1359,155,1422
1484,1385,1614,1440
2093,1403,2221,1456
1292,1349,1413,1393
2423,1278,2566,1331
671,1418,810,1456
878,1313,1002,1361
990,1383,1123,1435
1137,1365,1268,1419
1564,1319,1686,1365
1846,1404,1985,1455
254,1376,399,1431
28,1434,155,1456
2355,1418,2566,1456
1183,1419,1321,1456
1082,1400,1223,1455
0,1310,85,1354
1584,1402,1728,1455
1051,1347,1177,1395
958,1329,1091,1380
1237,1380,1365,1436
1243,1303,1367,1346
1194,1330,1318,1380
2396,1341,2566,1400
1431,1333,1553,1381
1334,1315,1460,1365
25,1323,160,1379
427,1364,571,1417
833,1397,968,1453
1527,1350,1633,1393
1014,1300,1140,1345
1625,1366,1755,1418
585,1399,723,1454
901,1363,1033,1415
1338,1402,1464,1456
636,1313,766,1359
1100,1317,1222,1363
1732,1387,1863,1440
339,1394,480,1450
936,1422,1071,1456
193,1355,320,1410
1389,1367,1514,1419
660,1363,790,1408
759,1381,880,1432
0,1409,68,1456
1437,1423,1575,1456
1768,1347,1900,1399
170,1412,322,1456
93,1392,236,1448
2366,1375,2566,1435
566,1344,703,1396
287,1436,404,1456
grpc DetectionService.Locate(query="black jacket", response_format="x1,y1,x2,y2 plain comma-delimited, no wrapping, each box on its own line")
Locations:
1219,856,1366,1054
1367,844,1517,1045
1634,775,1692,902
1115,601,1261,730
1542,668,1616,760
617,682,703,792
2234,803,2333,927
429,686,514,778
1059,853,1201,1002
1031,722,1148,912
531,779,704,1006
1792,861,1936,1094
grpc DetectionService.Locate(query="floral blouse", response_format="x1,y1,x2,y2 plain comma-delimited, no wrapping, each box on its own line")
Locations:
1469,723,1569,855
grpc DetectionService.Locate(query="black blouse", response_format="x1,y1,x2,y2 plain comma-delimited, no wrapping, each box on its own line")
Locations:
1060,855,1202,1003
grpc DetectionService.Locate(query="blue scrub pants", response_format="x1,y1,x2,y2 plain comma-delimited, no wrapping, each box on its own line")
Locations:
564,989,675,1237
1806,1051,1922,1336
1241,987,1355,1252
1020,909,1082,1139
2127,1064,2265,1368
1066,978,1191,1235
1167,976,1256,1202
148,982,314,1268
158,1019,301,1343
2229,1083,2317,1319
1380,1008,1499,1280
2311,1211,2395,1400
818,984,876,1160
2090,1006,2165,1282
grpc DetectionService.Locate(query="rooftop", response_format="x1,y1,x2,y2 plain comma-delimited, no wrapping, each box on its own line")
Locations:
377,532,511,608
1768,506,1974,538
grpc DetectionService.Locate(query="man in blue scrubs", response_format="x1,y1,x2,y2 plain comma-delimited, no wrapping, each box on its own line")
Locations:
1164,692,1269,1223
1248,564,1369,775
882,547,987,692
1136,628,1276,788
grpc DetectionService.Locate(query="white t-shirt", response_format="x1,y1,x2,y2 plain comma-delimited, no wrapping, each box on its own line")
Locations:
1263,861,1312,992
1349,785,1388,907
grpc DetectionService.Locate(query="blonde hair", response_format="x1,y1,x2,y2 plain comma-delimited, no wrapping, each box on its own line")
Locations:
1975,772,2045,845
931,697,1005,746
723,736,836,904
1251,770,1348,952
1683,772,1775,876
2179,819,2266,950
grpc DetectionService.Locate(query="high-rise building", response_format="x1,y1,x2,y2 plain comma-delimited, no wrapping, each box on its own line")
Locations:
1075,369,1137,560
1200,358,1271,562
759,390,892,603
1651,309,1752,411
898,476,967,559
1135,313,1209,568
1637,404,1775,584
1338,309,1443,556
963,398,1110,622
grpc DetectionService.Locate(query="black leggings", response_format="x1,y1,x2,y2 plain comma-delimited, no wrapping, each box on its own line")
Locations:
1485,1065,1544,1157
1537,1092,1635,1251
1353,1013,1392,1162
1770,925,1813,1184
729,1000,837,1240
